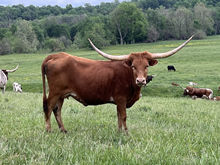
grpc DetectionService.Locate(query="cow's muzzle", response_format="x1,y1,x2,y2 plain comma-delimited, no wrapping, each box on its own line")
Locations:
136,78,146,86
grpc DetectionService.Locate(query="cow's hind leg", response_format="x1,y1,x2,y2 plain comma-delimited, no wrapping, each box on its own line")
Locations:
44,95,60,132
53,98,68,133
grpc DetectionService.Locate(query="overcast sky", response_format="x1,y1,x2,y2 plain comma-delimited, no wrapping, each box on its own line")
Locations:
0,0,116,8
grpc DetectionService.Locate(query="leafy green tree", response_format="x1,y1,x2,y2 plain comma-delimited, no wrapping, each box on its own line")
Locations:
0,28,9,39
147,25,160,42
70,25,78,41
38,6,50,18
110,2,147,44
31,22,46,44
25,5,38,20
146,7,166,40
40,16,59,30
75,16,109,48
59,36,72,48
172,6,194,39
194,2,215,35
84,3,94,13
158,0,176,8
13,20,39,53
139,0,159,10
154,6,177,40
75,6,86,14
73,32,83,49
44,37,65,51
82,23,110,49
49,5,61,16
211,7,220,34
11,4,24,17
47,23,70,39
4,30,15,43
0,38,12,55
22,10,32,20
0,7,18,27
97,2,119,15
68,8,77,15
9,24,17,34
65,4,73,13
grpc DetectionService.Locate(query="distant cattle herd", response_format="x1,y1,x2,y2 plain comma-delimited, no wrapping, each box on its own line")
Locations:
0,36,219,133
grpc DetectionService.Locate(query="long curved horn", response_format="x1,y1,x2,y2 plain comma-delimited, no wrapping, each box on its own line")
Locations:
152,74,158,77
172,82,186,89
151,35,194,59
6,63,19,73
180,86,186,90
88,39,129,61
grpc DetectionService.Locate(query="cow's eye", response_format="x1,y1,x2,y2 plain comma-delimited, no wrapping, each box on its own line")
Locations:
131,65,135,69
145,66,149,69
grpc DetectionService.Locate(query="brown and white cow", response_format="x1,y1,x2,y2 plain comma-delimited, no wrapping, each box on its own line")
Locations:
0,64,19,94
212,96,220,101
183,86,213,99
41,36,193,133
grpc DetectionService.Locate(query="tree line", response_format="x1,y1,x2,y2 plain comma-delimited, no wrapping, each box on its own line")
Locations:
0,0,220,55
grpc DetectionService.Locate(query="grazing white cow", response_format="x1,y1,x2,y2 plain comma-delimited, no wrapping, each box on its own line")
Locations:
0,64,19,94
13,82,22,93
188,82,198,86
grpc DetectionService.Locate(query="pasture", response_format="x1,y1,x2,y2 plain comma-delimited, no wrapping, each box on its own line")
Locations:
0,35,220,164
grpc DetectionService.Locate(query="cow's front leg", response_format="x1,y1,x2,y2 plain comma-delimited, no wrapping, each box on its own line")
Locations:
191,95,198,99
3,86,5,94
116,103,128,134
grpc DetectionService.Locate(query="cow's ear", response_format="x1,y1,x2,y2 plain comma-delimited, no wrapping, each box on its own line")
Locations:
149,60,158,66
123,60,132,67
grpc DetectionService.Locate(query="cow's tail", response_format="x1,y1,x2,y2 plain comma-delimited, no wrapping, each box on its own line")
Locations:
171,83,185,89
41,60,48,114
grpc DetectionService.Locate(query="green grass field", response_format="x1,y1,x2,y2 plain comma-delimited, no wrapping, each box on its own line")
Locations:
0,35,220,164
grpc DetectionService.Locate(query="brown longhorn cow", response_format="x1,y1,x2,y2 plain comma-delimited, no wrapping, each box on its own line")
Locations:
41,36,193,133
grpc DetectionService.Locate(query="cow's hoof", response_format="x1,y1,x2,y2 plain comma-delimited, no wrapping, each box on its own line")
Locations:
46,129,53,133
61,129,68,133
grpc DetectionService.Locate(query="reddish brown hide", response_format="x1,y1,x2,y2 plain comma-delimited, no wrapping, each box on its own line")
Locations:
41,37,193,133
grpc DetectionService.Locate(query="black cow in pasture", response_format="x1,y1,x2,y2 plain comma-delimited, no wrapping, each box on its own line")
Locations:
167,65,176,71
146,74,158,84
